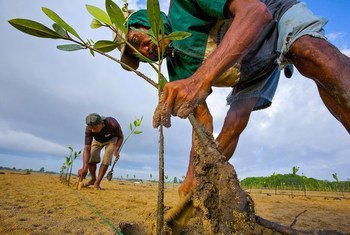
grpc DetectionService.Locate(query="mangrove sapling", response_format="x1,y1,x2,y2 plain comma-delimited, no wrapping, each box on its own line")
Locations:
59,163,67,182
65,155,71,183
64,146,82,186
106,116,143,181
8,1,347,234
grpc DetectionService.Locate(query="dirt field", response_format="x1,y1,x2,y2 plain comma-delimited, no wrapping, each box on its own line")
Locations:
0,172,349,234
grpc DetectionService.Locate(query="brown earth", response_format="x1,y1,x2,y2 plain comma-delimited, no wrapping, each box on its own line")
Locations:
0,172,349,234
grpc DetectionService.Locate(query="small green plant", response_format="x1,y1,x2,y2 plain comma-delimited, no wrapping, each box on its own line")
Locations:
59,163,67,181
106,116,143,181
64,146,82,186
292,166,299,176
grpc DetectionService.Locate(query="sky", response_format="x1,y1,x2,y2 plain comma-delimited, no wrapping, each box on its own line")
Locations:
0,0,349,181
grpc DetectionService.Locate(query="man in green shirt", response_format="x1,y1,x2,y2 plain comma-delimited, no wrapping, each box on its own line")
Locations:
121,0,350,227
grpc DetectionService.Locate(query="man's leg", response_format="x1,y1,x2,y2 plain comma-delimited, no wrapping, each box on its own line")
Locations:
95,164,109,190
178,98,257,198
85,141,103,187
85,163,97,186
289,35,350,133
216,98,258,160
94,139,117,189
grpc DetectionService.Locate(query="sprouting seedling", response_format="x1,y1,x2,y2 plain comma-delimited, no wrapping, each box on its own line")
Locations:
65,153,72,182
64,146,82,186
332,173,340,192
292,166,299,176
332,173,339,182
60,162,67,181
106,116,143,181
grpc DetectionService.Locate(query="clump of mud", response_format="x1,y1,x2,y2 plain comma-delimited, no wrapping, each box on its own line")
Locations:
119,222,146,235
189,115,256,234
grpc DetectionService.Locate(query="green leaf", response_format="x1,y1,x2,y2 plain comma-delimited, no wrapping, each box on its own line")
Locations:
134,131,142,135
93,40,118,53
57,44,85,51
90,19,103,29
41,7,82,41
132,51,155,63
159,74,168,89
52,23,68,38
147,0,163,37
135,117,143,127
8,18,61,39
105,0,127,34
89,48,95,57
68,146,73,152
165,31,192,41
147,29,158,45
133,120,137,127
147,0,165,57
86,5,112,26
129,123,133,131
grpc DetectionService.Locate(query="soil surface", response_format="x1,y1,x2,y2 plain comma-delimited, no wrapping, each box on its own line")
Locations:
0,172,349,234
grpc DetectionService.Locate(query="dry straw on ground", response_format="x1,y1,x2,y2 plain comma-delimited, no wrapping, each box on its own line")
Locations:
1,172,350,234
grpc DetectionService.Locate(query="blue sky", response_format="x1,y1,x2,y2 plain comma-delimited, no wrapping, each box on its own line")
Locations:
0,0,349,181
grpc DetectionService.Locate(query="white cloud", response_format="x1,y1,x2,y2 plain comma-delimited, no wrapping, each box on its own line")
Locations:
326,32,344,41
0,129,67,156
326,32,349,49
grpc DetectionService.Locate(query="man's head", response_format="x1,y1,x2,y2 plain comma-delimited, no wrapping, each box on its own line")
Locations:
86,113,105,133
120,9,172,71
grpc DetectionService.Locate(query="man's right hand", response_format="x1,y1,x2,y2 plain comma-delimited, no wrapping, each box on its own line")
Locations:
153,76,212,128
78,167,88,179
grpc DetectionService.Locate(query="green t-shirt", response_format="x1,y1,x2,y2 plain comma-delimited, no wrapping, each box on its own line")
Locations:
166,0,297,84
166,0,227,82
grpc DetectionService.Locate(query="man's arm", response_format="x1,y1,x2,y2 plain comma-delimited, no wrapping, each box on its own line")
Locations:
154,0,273,127
113,132,124,157
112,119,124,157
78,144,91,178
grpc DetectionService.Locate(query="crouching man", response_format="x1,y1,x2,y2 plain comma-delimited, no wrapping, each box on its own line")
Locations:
78,113,123,190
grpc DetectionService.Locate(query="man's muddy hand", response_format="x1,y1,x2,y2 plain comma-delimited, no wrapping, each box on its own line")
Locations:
78,167,88,179
153,77,212,128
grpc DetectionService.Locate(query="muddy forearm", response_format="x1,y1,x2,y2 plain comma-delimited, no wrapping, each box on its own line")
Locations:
196,0,273,86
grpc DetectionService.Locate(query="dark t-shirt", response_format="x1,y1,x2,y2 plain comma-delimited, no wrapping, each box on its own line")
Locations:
85,117,123,145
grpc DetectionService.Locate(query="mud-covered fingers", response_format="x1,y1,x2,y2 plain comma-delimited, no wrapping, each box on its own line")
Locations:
161,87,178,128
176,102,194,119
152,102,162,128
152,88,175,128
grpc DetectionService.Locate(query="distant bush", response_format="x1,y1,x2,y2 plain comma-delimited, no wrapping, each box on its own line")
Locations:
241,174,350,192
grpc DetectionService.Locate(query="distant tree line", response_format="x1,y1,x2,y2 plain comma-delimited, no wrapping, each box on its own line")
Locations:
241,173,350,192
0,165,57,174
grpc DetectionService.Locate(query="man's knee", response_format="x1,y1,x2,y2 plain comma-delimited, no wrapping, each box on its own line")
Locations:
289,35,342,74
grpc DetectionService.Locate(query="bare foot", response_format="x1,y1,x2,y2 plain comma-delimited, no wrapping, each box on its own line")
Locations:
94,183,104,190
83,179,95,187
